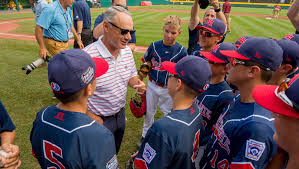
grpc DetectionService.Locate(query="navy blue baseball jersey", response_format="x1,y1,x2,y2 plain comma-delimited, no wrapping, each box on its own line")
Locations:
30,105,118,169
73,0,91,30
194,81,234,144
199,95,277,169
0,100,16,135
134,103,204,169
93,13,136,44
143,40,187,85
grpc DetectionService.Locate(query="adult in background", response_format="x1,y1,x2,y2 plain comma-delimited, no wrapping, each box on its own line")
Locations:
93,0,136,51
188,0,227,54
72,0,93,48
0,101,21,169
35,0,84,59
29,0,49,21
83,6,146,154
287,0,299,34
222,0,231,33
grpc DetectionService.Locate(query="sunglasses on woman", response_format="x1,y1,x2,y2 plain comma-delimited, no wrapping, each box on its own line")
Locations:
108,22,136,35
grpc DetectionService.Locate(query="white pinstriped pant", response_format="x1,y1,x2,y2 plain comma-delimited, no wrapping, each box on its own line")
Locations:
142,80,173,138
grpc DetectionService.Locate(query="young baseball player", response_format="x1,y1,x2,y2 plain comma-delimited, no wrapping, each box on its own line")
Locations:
134,56,212,169
141,15,187,140
192,19,225,57
30,49,119,168
199,37,283,169
193,43,235,164
268,39,299,85
253,73,299,169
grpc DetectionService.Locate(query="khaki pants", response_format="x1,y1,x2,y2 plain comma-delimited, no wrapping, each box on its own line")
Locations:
224,13,231,32
44,38,68,56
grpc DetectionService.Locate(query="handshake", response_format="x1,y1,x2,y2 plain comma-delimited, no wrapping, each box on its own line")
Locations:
22,56,51,75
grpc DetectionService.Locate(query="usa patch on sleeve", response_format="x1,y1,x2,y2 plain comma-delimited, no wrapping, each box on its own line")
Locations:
142,143,156,164
245,139,265,161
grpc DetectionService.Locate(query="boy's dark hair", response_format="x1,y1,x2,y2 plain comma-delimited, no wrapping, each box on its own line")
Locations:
246,61,273,82
183,83,200,98
54,90,83,104
53,79,96,104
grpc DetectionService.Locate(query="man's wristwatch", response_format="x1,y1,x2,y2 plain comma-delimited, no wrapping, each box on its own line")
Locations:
214,8,221,12
77,32,81,35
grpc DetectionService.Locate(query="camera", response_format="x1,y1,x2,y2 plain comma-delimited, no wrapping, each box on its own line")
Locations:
198,0,210,9
22,56,51,75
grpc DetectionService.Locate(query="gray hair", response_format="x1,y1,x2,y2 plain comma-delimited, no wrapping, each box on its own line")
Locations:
103,6,131,22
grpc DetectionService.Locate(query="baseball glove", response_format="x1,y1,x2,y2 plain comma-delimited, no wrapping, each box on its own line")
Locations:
198,0,210,9
138,61,152,80
129,92,146,118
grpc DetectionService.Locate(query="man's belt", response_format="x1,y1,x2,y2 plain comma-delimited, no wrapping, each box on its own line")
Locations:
45,37,68,43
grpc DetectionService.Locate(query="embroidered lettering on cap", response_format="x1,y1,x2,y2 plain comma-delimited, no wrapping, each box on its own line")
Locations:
81,67,94,84
142,143,156,164
245,139,265,161
254,52,262,59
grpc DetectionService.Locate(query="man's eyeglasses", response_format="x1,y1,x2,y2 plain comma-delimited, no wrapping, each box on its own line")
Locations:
168,73,179,78
230,58,270,71
199,30,218,37
108,22,136,35
275,81,299,112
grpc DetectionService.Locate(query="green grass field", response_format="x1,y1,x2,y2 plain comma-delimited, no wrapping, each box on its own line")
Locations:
0,5,295,169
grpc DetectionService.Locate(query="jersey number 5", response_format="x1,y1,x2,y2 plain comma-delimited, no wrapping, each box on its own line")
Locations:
43,140,65,169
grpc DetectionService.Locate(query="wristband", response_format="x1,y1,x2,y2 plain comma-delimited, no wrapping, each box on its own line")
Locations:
77,32,81,35
214,8,221,12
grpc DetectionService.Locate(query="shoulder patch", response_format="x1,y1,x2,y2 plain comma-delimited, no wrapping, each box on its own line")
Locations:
245,139,265,161
142,143,156,164
106,154,118,169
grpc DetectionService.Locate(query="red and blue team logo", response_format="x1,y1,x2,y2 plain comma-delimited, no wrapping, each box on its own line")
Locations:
245,139,265,161
51,82,60,91
142,143,156,164
284,34,294,41
206,19,214,27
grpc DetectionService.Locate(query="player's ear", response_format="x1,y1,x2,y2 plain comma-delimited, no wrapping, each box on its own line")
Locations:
176,78,183,91
248,65,261,79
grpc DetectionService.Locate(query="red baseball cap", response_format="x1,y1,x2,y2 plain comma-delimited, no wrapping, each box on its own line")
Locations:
253,74,299,119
